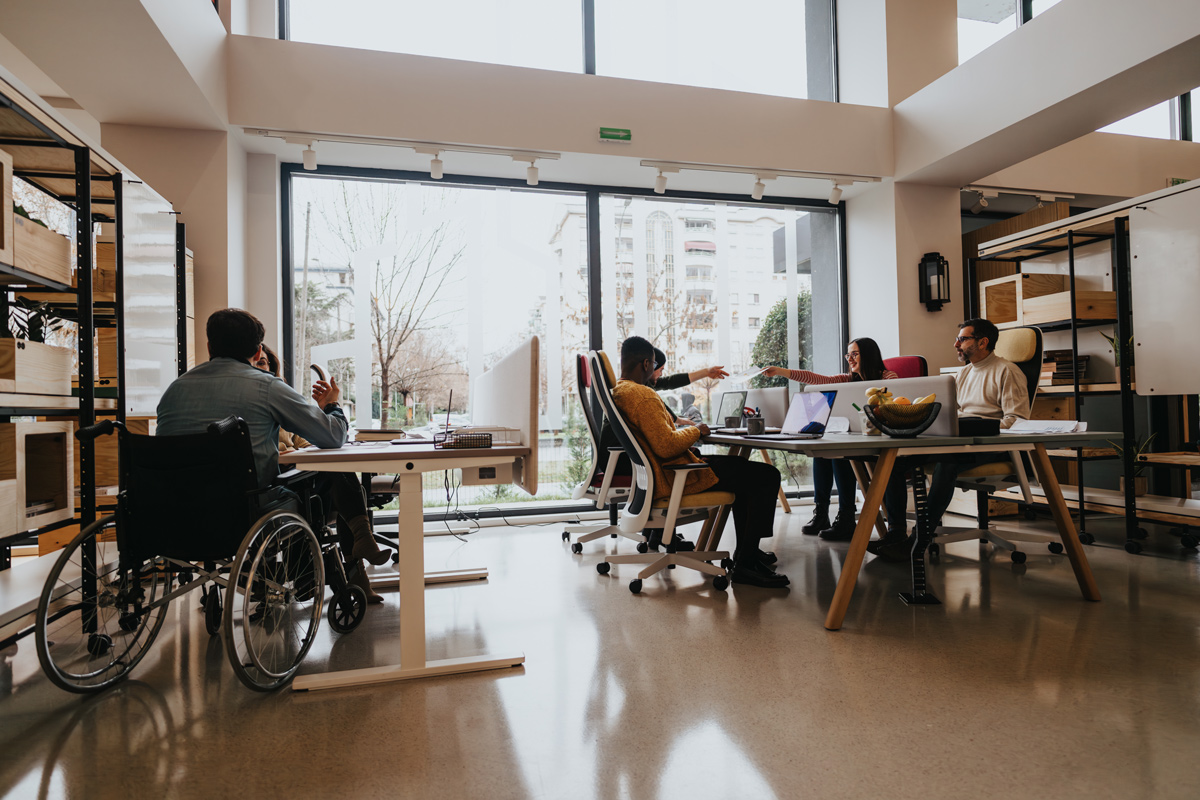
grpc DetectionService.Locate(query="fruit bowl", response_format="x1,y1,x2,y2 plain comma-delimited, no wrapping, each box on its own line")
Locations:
863,402,941,438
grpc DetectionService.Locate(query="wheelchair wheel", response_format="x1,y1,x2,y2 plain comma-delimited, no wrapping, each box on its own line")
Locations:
36,515,171,693
223,511,324,691
328,585,367,634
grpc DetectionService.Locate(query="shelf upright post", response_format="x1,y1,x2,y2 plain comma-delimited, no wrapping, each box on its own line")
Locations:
114,174,126,423
1112,215,1139,546
176,222,187,377
1066,230,1086,535
75,146,97,628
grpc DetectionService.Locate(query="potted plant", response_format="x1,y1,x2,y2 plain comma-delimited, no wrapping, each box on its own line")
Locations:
1108,433,1156,497
1100,329,1135,383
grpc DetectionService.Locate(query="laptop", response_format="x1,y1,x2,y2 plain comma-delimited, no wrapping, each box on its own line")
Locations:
713,390,748,429
743,391,837,440
806,375,959,436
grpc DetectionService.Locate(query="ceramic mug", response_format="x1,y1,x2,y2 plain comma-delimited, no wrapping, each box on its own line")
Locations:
725,416,743,429
746,417,766,435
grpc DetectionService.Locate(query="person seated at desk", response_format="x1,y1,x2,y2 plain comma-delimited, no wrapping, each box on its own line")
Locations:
763,337,898,542
257,344,384,604
612,336,788,588
600,347,727,472
157,308,391,570
872,318,1030,562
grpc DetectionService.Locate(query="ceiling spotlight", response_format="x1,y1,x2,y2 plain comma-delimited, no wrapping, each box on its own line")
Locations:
969,192,989,214
526,163,539,186
654,170,668,194
302,145,317,171
828,183,843,205
751,176,766,201
430,154,443,180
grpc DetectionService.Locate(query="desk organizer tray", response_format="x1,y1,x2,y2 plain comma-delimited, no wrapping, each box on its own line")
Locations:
433,432,492,449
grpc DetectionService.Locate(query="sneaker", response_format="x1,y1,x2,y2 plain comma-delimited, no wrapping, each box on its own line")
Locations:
819,511,857,542
730,560,790,588
801,507,830,536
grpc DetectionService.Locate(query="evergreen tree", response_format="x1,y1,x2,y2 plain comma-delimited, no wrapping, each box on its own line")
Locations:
564,398,592,489
750,292,813,388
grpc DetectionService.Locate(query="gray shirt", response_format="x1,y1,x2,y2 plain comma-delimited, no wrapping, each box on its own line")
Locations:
157,357,348,487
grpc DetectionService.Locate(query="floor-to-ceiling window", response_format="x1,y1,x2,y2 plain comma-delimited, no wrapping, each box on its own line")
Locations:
284,168,846,512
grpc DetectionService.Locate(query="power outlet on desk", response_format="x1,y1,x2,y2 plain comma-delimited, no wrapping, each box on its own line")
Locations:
461,463,512,486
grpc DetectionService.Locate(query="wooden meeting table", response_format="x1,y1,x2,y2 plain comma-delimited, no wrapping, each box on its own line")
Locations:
279,440,530,691
702,431,1105,630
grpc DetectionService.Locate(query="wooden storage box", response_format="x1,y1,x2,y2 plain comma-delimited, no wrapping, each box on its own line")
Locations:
0,147,12,267
72,416,155,489
946,487,1017,519
0,338,74,398
1021,290,1117,327
94,241,117,302
980,273,1068,329
0,479,14,539
98,327,118,379
12,214,72,286
1,421,74,533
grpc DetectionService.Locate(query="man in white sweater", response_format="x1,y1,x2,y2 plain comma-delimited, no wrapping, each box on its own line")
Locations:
872,318,1030,561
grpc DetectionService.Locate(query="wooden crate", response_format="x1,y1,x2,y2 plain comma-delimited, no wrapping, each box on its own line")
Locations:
1021,290,1117,326
0,147,12,266
98,327,118,379
12,214,72,285
946,487,1018,519
72,416,154,489
95,241,117,302
0,338,74,397
1,421,74,533
980,273,1068,329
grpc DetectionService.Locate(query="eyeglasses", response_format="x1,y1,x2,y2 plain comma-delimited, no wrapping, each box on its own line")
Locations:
844,352,860,361
954,335,977,344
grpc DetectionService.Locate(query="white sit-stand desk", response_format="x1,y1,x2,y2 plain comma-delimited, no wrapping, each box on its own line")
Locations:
703,431,1105,630
280,441,530,691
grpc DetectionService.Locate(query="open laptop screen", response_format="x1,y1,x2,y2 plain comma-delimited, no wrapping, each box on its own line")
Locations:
782,391,837,434
715,391,748,425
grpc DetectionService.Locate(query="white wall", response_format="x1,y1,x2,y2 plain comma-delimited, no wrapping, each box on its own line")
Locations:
245,152,282,346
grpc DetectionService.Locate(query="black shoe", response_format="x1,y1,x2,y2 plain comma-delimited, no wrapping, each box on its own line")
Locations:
667,534,695,552
758,549,777,565
873,532,915,563
801,508,830,536
867,529,904,557
730,560,790,588
819,511,857,541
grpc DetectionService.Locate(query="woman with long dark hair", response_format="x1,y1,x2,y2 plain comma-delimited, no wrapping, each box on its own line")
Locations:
762,337,897,541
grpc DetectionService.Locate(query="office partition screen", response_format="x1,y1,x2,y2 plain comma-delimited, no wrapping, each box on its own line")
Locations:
283,166,846,511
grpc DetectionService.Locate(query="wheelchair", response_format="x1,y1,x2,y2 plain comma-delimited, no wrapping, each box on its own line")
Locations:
34,416,367,693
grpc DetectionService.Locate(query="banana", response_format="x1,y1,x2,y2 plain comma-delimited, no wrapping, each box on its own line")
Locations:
913,393,937,405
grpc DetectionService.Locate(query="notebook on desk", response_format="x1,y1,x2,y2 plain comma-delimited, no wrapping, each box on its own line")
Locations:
743,391,837,440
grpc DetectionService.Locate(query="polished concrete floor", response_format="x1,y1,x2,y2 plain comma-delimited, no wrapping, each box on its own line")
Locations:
2,508,1200,800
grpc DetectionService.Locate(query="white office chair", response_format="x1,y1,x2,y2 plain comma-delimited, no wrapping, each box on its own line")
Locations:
589,351,733,594
929,326,1047,564
562,353,638,552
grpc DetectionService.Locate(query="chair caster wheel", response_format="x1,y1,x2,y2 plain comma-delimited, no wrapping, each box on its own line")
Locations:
629,579,642,594
636,542,649,554
1079,533,1095,545
87,633,113,657
927,543,940,558
713,575,729,591
119,613,140,632
720,558,734,570
1010,550,1027,564
328,585,367,634
1048,542,1064,554
561,531,570,542
596,562,610,575
571,543,583,554
1135,527,1149,540
204,586,222,636
1124,540,1143,555
611,533,618,538
1024,508,1038,521
1181,534,1199,549
667,563,675,569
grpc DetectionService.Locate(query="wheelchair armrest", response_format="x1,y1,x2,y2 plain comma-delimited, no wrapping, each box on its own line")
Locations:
664,463,712,472
274,468,318,487
607,447,624,452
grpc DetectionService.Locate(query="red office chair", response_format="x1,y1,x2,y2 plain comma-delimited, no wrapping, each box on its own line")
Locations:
883,355,929,379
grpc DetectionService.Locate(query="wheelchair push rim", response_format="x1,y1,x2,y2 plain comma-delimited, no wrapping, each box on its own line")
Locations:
223,510,324,691
35,515,172,693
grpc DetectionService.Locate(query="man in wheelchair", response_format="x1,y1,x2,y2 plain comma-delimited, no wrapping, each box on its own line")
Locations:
158,308,391,572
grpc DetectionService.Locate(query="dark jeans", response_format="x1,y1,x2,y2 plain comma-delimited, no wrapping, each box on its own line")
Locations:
812,457,858,514
704,455,781,559
882,454,992,535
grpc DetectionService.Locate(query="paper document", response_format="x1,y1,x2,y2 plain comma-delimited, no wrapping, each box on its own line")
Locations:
826,416,851,434
1001,420,1087,434
726,366,769,385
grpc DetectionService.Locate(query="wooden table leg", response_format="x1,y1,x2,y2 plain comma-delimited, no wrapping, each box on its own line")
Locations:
825,448,897,630
850,460,887,538
759,449,791,512
1030,443,1101,602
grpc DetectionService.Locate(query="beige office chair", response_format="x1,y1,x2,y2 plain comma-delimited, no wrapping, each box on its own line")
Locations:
589,351,733,594
929,326,1045,564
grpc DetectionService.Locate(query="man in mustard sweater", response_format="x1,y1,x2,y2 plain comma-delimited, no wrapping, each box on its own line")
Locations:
873,318,1030,561
611,336,789,588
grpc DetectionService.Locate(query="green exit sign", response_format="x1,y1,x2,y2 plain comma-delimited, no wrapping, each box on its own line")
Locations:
599,127,632,143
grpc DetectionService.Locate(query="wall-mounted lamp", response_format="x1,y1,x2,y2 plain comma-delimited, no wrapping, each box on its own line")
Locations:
828,183,843,205
302,146,317,171
969,192,988,214
512,155,539,185
919,252,951,312
751,175,766,201
415,147,444,179
654,170,668,194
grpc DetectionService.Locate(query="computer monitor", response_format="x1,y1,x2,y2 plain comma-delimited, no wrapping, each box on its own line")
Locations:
715,391,748,425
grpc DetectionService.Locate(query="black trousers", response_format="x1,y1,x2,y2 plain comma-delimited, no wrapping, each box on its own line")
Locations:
312,472,371,548
704,455,781,558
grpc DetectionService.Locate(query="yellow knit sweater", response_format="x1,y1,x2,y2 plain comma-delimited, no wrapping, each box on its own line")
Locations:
611,380,717,500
